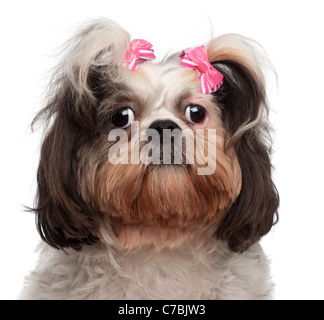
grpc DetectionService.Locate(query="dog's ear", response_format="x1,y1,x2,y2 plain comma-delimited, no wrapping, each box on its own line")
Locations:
32,19,130,250
207,34,279,253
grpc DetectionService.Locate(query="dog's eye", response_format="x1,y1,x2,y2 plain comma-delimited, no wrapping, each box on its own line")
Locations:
185,105,207,124
112,108,135,128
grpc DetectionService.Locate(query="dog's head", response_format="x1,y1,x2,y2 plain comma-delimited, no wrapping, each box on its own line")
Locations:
33,18,279,253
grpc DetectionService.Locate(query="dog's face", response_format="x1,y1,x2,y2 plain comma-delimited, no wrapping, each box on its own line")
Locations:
95,62,242,249
33,19,279,253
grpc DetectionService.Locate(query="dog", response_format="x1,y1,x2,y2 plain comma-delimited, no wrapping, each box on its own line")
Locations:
20,18,279,299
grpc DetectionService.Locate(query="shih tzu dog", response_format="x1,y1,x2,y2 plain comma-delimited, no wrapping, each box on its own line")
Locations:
20,18,279,299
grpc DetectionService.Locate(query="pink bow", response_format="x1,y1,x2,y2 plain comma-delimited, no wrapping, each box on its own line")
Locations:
179,46,223,94
126,39,156,71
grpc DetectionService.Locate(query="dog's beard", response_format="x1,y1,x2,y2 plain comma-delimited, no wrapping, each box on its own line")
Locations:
96,131,242,249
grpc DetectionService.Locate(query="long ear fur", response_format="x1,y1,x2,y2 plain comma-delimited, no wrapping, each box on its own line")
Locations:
207,34,279,253
32,19,130,250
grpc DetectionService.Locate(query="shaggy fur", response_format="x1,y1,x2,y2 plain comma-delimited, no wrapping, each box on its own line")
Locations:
20,18,279,299
20,241,272,299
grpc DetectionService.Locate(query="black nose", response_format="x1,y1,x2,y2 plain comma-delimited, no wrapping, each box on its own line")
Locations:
148,120,181,134
147,120,182,165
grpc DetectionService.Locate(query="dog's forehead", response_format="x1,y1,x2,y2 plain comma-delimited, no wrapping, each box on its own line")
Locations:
122,62,201,109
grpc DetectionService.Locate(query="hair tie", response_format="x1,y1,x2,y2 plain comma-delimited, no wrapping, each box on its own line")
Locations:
179,46,223,94
125,39,156,71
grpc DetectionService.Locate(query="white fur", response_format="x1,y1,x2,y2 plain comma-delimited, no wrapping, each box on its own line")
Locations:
21,19,276,300
20,239,273,300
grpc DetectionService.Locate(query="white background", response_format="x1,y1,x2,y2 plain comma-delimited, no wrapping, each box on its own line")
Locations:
1,0,324,300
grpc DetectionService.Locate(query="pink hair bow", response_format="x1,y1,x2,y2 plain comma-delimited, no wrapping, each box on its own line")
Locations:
179,46,223,94
126,39,156,71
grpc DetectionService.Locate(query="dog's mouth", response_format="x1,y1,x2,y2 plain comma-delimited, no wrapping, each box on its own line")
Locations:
140,136,188,168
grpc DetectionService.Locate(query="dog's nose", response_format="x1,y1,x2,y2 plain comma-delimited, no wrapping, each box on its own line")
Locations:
148,120,181,134
148,120,182,165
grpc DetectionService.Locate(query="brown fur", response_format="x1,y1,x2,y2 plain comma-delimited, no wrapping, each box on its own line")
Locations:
96,150,241,248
